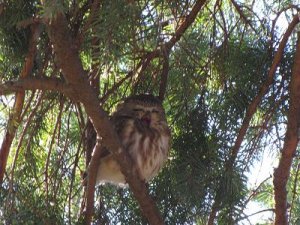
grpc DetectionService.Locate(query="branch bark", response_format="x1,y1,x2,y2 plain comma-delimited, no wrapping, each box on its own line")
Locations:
273,33,300,225
133,0,207,98
46,11,164,225
0,24,40,184
135,0,208,64
230,0,259,35
0,77,67,96
45,1,207,223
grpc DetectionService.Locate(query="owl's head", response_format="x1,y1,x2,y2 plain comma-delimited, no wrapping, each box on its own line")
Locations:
115,94,166,127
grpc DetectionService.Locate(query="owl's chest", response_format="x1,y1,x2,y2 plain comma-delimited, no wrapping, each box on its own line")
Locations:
119,120,170,181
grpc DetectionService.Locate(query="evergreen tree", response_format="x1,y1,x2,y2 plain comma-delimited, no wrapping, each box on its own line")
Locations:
0,0,300,224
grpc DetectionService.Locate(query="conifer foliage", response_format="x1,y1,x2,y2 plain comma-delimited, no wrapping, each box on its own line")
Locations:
0,0,300,224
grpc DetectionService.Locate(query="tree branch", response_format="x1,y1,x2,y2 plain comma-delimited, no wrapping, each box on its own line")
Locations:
0,77,67,96
0,24,40,184
134,0,207,97
84,140,102,223
145,0,207,58
46,11,164,225
229,14,300,165
289,162,300,221
230,0,259,36
208,14,300,225
238,208,275,222
273,32,300,225
165,0,207,51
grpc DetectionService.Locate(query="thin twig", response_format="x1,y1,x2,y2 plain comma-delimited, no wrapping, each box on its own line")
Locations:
44,99,64,203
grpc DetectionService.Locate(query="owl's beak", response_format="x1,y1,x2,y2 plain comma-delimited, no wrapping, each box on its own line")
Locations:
141,114,151,126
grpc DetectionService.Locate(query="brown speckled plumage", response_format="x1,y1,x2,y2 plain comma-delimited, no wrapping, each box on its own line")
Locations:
95,94,171,185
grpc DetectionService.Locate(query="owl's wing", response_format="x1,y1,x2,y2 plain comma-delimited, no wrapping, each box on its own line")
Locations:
81,145,111,186
111,114,134,132
99,146,111,158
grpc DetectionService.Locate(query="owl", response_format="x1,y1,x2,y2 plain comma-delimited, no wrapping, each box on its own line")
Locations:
95,94,171,185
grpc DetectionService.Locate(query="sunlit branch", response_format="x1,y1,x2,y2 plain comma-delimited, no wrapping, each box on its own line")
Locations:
47,10,165,225
238,208,275,222
273,32,300,225
0,77,67,96
239,175,272,216
270,5,300,48
9,92,44,193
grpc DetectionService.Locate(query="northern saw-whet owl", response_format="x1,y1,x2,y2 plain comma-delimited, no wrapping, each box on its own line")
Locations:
95,94,171,185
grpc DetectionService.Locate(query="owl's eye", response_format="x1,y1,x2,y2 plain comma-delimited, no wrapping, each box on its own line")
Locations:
133,108,144,112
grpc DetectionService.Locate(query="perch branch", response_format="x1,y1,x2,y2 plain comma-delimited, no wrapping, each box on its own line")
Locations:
46,11,164,225
273,32,300,225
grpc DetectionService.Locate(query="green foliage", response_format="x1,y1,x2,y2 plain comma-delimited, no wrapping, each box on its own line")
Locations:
90,1,141,63
0,1,35,82
0,0,37,59
0,185,64,225
0,0,299,224
42,0,66,20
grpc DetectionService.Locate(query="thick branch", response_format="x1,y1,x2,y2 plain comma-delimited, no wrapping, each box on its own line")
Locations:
273,33,300,225
0,77,67,96
47,12,164,225
208,202,219,225
85,140,102,223
44,1,208,223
